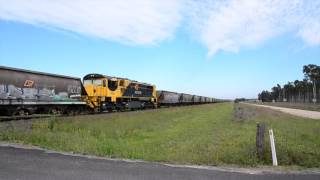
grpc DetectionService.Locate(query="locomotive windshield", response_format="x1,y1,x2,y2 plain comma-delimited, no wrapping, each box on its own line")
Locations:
83,79,103,86
83,80,92,85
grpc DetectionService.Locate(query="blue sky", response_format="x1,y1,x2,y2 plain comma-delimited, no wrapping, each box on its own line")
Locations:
0,0,320,99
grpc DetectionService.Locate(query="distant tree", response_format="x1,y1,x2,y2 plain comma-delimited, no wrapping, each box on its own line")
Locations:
259,90,272,102
302,78,313,103
288,82,295,102
234,98,246,103
271,84,282,102
294,80,301,102
290,80,307,103
280,82,294,102
298,80,307,102
283,83,289,102
258,64,320,104
303,64,320,103
277,84,282,101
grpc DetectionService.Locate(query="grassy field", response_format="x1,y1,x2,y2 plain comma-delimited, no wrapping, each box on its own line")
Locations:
254,102,320,112
0,103,319,168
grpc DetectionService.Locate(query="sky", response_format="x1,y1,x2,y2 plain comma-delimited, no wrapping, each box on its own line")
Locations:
0,0,320,99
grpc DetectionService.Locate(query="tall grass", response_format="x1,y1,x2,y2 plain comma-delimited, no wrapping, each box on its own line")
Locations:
0,103,319,167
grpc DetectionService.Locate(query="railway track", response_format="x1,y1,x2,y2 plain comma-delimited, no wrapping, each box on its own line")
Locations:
0,106,161,121
0,114,56,121
0,104,206,121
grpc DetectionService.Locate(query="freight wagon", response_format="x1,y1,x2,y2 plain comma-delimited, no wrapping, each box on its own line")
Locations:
0,66,86,115
193,95,201,104
156,90,180,106
179,93,193,104
156,91,215,106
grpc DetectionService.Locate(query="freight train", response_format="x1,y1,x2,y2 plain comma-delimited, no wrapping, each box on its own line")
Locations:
82,73,157,112
0,66,220,116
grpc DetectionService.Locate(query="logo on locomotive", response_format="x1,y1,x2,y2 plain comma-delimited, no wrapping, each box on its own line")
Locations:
134,84,142,95
135,91,142,95
134,84,139,90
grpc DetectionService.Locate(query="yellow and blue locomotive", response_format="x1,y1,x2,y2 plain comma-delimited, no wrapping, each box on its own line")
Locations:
83,74,157,112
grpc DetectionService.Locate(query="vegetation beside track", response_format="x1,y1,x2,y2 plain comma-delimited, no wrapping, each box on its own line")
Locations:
0,103,319,168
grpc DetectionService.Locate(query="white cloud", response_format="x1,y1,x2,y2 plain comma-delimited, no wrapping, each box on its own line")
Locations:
298,22,320,46
0,0,320,55
0,0,182,45
187,0,320,56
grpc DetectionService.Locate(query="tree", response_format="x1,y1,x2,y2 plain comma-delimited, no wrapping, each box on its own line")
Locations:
286,82,295,102
303,64,320,103
279,82,295,102
294,80,304,102
271,84,281,102
258,64,320,104
258,90,272,102
277,84,282,101
302,78,313,103
283,83,289,102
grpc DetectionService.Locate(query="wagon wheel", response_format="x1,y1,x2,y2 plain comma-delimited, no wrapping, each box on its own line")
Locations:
15,109,29,116
67,109,76,116
66,107,80,116
50,108,62,115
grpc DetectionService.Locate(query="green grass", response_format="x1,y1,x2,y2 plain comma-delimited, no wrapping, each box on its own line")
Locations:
0,103,319,168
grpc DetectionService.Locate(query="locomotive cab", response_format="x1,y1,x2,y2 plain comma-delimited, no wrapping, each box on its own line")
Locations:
83,74,106,95
82,73,157,112
82,74,110,110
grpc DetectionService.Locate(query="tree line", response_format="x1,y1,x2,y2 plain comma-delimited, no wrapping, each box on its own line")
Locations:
258,64,320,103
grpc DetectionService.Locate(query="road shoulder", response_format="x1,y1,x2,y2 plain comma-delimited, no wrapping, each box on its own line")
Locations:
243,103,320,119
1,141,319,175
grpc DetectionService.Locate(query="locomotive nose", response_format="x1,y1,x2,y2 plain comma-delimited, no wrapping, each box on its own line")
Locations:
84,84,95,96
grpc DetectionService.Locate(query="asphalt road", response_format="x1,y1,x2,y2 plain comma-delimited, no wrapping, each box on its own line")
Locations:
0,146,319,180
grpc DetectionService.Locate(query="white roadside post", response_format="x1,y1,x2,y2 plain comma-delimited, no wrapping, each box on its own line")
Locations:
269,129,278,166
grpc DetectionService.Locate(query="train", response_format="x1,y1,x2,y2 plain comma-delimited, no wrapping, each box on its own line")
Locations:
157,91,217,106
0,66,221,116
82,73,157,112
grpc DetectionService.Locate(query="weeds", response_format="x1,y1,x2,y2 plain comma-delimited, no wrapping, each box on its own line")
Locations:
0,103,319,168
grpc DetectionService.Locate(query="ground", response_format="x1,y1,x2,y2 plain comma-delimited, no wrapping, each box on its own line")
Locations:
254,102,320,112
0,103,319,168
244,103,320,119
1,145,319,180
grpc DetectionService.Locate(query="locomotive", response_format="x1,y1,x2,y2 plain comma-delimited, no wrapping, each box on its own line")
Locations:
0,66,218,116
83,73,157,112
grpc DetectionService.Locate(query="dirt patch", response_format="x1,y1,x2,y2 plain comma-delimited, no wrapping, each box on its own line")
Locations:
233,103,256,121
245,103,320,119
251,106,283,118
233,103,287,121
